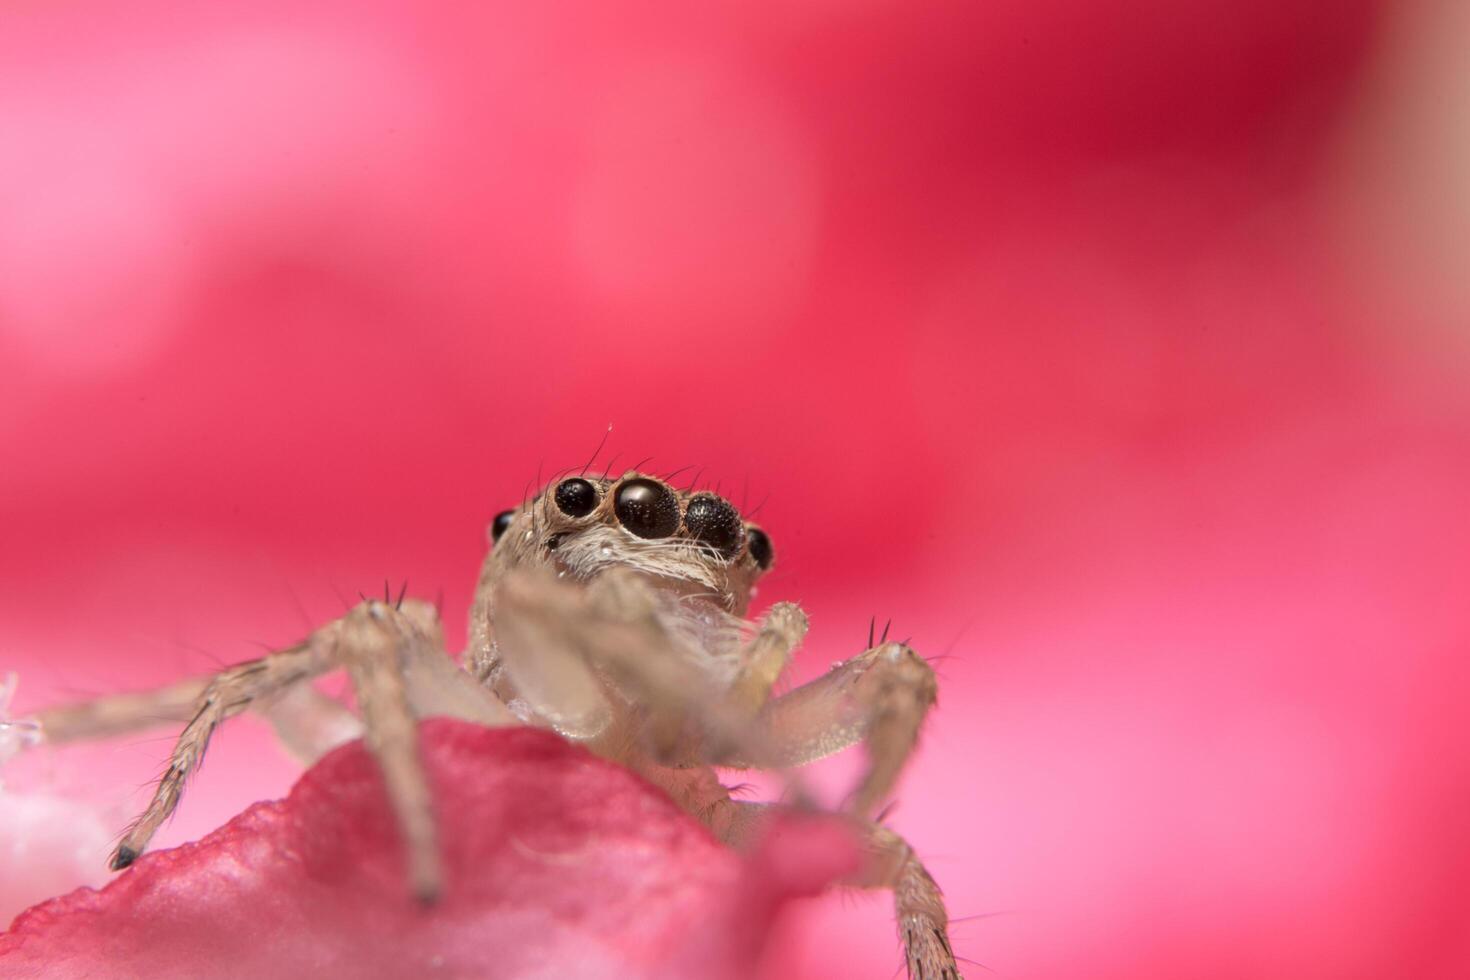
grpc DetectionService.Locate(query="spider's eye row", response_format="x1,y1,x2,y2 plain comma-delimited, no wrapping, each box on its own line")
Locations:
553,478,599,517
614,478,681,539
532,473,767,563
490,510,515,543
746,526,774,570
683,494,745,559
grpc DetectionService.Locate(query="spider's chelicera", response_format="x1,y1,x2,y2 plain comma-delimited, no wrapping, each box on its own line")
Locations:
28,466,960,980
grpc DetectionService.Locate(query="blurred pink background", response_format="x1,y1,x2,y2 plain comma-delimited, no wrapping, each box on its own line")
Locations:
3,1,1468,977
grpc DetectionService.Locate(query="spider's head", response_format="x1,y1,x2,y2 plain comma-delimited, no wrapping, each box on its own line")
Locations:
485,471,774,615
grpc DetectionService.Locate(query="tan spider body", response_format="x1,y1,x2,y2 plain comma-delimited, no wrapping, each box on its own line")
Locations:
31,468,960,979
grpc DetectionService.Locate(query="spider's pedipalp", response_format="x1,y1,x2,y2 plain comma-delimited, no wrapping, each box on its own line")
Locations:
725,602,808,720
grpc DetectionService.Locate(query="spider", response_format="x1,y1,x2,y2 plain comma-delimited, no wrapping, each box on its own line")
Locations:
27,466,960,979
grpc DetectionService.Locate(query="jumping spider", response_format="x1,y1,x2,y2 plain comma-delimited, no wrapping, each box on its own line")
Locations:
29,467,959,979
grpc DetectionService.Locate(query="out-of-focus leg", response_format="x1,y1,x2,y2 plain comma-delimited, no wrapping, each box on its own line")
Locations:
34,598,511,767
33,677,211,744
252,680,364,765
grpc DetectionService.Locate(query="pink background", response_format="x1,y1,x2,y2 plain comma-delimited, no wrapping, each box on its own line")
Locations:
3,1,1468,977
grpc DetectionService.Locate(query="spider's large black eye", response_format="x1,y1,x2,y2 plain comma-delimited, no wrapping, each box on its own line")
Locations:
553,478,599,517
684,494,744,559
490,510,515,543
613,478,680,539
746,526,773,570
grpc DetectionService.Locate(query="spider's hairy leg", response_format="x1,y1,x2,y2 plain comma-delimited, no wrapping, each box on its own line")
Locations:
109,623,342,872
756,640,939,819
339,602,443,902
107,599,496,902
34,676,212,744
257,598,515,766
35,675,364,771
33,597,508,767
256,611,516,768
712,800,962,980
864,822,962,980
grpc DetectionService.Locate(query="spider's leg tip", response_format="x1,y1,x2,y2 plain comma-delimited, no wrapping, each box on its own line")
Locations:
110,845,138,871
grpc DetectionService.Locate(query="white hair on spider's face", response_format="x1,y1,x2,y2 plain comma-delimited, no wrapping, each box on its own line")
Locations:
483,471,775,617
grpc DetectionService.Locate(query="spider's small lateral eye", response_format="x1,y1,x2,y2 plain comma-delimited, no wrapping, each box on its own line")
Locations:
613,478,681,539
490,510,515,543
746,526,774,570
683,494,745,559
553,478,599,517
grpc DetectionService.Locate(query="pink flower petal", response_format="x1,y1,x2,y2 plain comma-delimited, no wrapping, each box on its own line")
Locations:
1,720,857,979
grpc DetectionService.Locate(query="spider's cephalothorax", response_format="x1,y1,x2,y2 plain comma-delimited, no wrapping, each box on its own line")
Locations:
467,471,777,742
28,463,962,980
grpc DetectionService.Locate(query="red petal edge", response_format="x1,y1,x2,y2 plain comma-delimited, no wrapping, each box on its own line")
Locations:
0,720,858,979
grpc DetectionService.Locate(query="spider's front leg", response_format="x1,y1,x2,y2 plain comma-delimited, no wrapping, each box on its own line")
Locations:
103,599,510,902
36,676,211,744
107,619,343,872
715,799,961,980
736,638,956,979
757,638,939,818
38,668,366,766
864,822,961,980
